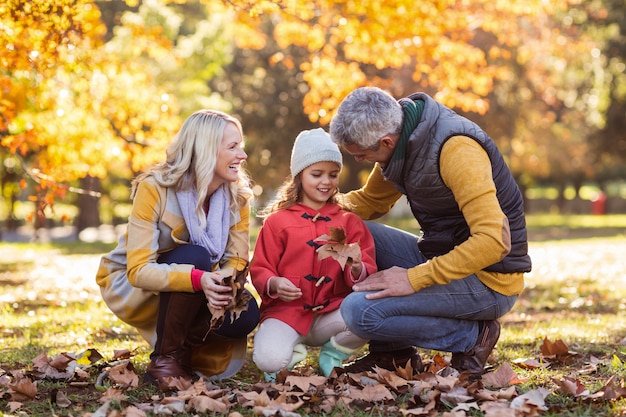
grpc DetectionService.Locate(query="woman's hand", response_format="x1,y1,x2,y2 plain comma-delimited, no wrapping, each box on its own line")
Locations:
200,271,233,309
269,277,302,302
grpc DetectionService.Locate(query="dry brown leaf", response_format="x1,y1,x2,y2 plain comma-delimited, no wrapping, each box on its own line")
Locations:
440,385,473,405
187,395,230,414
113,349,133,360
7,401,23,413
124,405,147,417
8,372,37,401
209,265,251,329
553,376,589,397
350,383,395,402
285,374,327,392
54,390,72,408
314,227,362,270
482,362,525,388
510,387,550,413
540,337,576,361
373,367,410,391
512,357,550,369
49,353,73,370
100,386,127,402
108,361,139,388
449,402,479,413
481,401,517,417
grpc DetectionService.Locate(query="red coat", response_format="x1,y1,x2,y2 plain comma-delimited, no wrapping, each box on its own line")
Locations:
251,202,377,335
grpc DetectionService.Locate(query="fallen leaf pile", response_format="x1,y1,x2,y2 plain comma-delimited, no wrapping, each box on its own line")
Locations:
1,338,625,416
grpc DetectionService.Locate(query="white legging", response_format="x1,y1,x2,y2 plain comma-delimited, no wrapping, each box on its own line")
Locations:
253,309,367,373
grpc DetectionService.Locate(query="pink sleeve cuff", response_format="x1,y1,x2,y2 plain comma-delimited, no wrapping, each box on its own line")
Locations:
191,269,204,292
353,266,368,283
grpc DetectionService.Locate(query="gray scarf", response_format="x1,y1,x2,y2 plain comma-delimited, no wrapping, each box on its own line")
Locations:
176,184,230,264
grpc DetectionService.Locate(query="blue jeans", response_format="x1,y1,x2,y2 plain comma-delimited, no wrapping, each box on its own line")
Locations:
340,222,517,353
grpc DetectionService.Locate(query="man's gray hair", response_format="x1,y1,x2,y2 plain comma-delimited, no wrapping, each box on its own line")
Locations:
330,87,403,149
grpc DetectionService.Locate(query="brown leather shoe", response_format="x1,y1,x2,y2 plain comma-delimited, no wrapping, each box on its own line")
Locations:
145,351,193,390
342,347,423,374
451,320,500,379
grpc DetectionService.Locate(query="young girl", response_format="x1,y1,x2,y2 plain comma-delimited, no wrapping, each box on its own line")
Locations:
251,128,376,379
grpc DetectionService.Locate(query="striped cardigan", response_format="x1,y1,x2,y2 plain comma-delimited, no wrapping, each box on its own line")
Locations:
96,177,250,374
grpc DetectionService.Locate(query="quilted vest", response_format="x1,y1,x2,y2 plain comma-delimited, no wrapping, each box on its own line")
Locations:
384,92,531,273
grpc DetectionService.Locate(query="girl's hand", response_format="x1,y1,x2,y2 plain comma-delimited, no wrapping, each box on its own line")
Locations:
201,271,233,309
269,277,302,302
350,261,363,279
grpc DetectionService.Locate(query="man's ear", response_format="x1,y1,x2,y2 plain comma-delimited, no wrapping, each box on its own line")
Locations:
380,135,395,149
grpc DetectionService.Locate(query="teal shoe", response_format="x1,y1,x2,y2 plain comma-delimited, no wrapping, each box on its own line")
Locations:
264,371,276,382
319,338,358,377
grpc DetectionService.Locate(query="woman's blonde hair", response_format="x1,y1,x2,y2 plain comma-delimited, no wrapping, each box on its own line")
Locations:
132,109,252,226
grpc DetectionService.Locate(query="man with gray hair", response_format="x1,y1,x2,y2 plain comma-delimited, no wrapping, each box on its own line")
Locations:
329,86,531,380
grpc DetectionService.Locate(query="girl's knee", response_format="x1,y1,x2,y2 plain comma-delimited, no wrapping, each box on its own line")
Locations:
252,340,292,372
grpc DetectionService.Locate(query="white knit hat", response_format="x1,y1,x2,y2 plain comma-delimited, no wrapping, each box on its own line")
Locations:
290,128,343,178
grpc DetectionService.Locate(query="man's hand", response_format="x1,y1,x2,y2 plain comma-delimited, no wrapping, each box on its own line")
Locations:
352,266,415,299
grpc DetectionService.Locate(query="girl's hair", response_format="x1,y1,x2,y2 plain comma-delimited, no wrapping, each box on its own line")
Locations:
258,172,345,218
131,109,252,226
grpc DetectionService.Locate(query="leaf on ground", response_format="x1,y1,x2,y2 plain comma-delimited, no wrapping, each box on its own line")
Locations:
7,401,23,413
76,348,104,365
482,362,525,387
124,405,148,417
252,391,304,415
440,385,474,405
49,353,74,370
481,401,517,417
108,361,139,388
552,376,589,397
509,387,550,413
113,349,134,360
512,357,550,369
31,352,72,379
187,395,231,413
540,337,576,361
54,390,72,408
100,386,127,402
8,372,37,401
349,383,395,402
585,375,626,401
284,374,327,391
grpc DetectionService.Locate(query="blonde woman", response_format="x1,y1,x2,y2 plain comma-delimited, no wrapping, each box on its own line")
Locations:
96,110,259,390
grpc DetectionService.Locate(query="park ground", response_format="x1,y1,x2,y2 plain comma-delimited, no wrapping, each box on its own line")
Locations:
0,215,625,416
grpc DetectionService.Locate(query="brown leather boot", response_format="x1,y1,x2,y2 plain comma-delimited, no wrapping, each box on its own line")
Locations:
145,291,207,390
451,320,501,380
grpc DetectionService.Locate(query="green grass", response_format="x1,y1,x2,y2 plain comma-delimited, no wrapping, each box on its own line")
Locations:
1,215,626,416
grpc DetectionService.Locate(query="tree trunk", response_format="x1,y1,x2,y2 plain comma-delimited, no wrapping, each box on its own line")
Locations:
75,176,102,233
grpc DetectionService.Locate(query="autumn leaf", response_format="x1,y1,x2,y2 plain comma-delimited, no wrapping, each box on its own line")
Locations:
509,387,551,413
552,376,589,397
7,372,37,401
315,227,362,270
209,265,252,329
481,362,526,388
107,361,139,388
540,337,576,361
